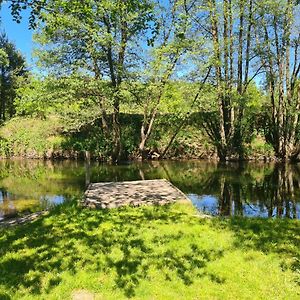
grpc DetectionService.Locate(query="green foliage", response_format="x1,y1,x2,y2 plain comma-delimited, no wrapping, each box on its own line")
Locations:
15,76,55,117
0,137,10,157
0,49,8,66
33,0,155,76
3,0,300,161
247,135,275,158
0,116,65,157
0,33,27,122
0,110,216,160
15,75,105,127
2,71,271,161
61,125,113,158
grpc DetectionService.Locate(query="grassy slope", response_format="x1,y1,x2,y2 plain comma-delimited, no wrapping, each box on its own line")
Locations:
0,115,216,160
0,115,274,160
0,201,299,300
0,116,65,158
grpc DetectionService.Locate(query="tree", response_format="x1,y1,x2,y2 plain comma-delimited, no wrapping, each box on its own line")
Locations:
192,0,259,160
125,0,210,159
0,33,27,122
34,0,155,163
255,0,300,160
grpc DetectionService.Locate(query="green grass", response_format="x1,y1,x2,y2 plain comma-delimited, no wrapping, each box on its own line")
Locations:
0,201,299,300
0,116,64,158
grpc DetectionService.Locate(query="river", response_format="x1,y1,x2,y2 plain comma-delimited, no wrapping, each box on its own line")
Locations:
0,159,299,220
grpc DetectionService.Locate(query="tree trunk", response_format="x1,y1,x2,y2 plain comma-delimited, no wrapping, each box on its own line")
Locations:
103,12,127,163
209,0,227,159
139,105,159,159
237,0,244,95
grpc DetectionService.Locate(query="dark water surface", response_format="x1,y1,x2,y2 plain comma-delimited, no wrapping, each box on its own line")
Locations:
0,159,299,220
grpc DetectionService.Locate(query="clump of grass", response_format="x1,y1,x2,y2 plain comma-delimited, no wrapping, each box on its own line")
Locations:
0,116,65,158
247,135,275,159
0,201,299,299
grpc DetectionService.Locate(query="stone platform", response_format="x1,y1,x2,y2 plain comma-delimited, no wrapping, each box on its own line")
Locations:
83,179,189,209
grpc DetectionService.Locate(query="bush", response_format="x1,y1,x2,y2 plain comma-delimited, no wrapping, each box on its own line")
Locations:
0,116,65,158
247,135,275,159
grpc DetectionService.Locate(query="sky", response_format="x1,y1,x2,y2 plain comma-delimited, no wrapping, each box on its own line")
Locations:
0,2,34,64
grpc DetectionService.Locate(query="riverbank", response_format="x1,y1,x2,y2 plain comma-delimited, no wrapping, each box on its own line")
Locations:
0,115,276,161
0,200,299,299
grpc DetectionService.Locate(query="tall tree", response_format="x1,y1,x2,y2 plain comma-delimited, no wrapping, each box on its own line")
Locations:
128,0,198,159
34,0,155,162
195,0,259,160
256,0,300,160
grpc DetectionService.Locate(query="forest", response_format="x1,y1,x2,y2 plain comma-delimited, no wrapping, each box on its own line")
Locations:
0,0,300,163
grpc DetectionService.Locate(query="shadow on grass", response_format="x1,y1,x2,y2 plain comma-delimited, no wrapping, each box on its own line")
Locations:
0,202,223,298
214,217,300,276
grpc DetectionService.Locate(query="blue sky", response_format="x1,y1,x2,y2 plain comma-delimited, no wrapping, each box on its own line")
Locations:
0,2,33,63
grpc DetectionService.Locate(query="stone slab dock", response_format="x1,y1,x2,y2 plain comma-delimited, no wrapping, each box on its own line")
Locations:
83,179,189,209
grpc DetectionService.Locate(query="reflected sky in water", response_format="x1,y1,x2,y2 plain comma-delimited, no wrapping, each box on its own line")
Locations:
190,194,300,219
0,159,299,220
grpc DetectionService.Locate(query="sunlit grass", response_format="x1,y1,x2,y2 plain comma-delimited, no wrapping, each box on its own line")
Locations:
0,201,299,299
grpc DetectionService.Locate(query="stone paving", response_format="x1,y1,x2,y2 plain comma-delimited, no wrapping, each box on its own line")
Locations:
83,179,189,209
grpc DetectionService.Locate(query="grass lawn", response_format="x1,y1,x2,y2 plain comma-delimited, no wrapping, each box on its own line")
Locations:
0,201,299,300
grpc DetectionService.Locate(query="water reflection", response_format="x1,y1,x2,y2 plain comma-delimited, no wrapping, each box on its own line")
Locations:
0,159,299,220
185,163,300,219
0,160,85,220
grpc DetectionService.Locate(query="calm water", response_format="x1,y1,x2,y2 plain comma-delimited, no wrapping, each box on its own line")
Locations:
0,159,299,220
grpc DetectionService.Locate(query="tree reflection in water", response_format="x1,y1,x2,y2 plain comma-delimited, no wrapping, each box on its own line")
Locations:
0,159,299,219
185,163,300,218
